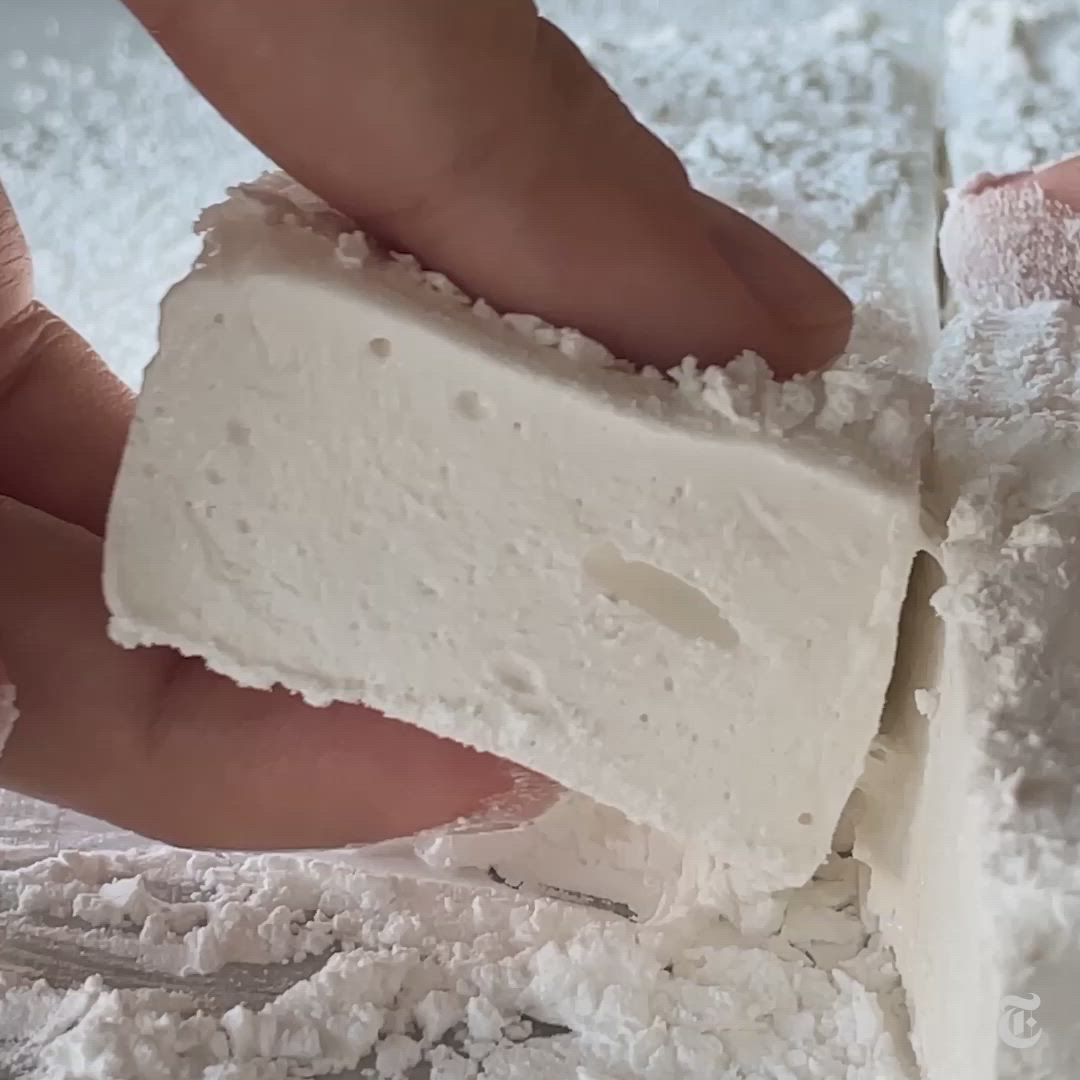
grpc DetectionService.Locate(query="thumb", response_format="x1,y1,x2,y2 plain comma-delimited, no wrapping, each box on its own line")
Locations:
125,0,851,376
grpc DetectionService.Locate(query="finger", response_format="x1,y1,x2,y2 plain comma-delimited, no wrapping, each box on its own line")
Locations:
696,193,852,350
0,188,32,323
0,496,546,848
0,184,550,847
124,0,851,375
0,184,133,536
957,155,1080,208
1033,153,1080,210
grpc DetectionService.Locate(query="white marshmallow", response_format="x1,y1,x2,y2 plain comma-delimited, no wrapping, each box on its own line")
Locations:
857,302,1080,1080
104,176,926,901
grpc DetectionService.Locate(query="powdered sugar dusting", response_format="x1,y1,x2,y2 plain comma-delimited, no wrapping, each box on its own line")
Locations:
940,174,1080,309
944,0,1080,181
0,846,914,1078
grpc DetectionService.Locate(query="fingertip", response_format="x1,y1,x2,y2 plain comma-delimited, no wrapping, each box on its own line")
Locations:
941,158,1080,308
953,155,1080,213
1032,153,1080,213
765,314,854,379
958,169,1034,197
0,657,16,760
0,184,33,326
698,195,853,376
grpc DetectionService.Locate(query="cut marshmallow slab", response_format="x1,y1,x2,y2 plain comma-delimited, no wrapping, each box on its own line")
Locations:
104,176,927,899
857,302,1080,1080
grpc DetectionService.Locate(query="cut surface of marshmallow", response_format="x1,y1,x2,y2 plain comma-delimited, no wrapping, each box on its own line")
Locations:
855,8,1080,1073
104,176,927,900
857,302,1080,1080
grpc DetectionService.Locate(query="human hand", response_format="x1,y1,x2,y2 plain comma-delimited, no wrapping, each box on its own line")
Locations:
0,0,852,849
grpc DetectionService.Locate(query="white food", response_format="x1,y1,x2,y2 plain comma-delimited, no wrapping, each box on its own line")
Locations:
103,171,927,902
853,6,1080,1079
939,174,1080,310
857,303,1080,1080
103,8,938,912
0,844,914,1080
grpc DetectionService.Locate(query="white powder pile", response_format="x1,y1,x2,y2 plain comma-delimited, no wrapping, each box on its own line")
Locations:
847,4,1080,1076
0,8,270,386
942,0,1080,181
0,845,913,1079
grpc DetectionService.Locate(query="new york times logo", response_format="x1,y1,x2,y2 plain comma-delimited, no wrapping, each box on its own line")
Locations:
998,993,1042,1049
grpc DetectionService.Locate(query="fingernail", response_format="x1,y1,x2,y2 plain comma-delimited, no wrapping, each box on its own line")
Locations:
941,158,1080,308
448,766,562,834
962,156,1080,213
709,201,851,328
697,195,853,375
1031,153,1080,213
0,659,18,758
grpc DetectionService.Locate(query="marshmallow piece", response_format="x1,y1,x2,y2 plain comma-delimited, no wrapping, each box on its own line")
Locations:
857,303,1080,1080
939,165,1080,310
104,176,926,898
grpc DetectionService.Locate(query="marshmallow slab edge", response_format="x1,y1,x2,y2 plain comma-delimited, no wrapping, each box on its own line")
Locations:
105,177,926,896
857,304,1080,1080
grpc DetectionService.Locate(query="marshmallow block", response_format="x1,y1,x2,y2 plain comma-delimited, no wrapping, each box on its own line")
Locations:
857,303,1080,1080
104,177,926,897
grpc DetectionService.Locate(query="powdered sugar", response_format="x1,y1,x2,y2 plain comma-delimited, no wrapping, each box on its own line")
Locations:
0,8,270,386
929,301,1080,510
944,0,1080,182
0,845,914,1078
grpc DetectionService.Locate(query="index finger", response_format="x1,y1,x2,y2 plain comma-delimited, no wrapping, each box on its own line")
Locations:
123,0,852,374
